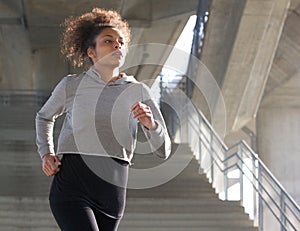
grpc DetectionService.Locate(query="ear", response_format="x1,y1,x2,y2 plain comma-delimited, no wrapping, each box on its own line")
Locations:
87,47,96,59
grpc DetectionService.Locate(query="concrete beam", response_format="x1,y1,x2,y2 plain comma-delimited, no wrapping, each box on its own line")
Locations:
261,72,300,108
123,13,190,83
0,0,22,18
265,3,300,95
0,0,24,26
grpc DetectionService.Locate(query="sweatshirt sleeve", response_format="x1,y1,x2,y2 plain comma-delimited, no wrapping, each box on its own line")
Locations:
140,83,171,159
35,77,67,158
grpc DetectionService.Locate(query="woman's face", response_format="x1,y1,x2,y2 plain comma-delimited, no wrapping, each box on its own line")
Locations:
88,27,127,68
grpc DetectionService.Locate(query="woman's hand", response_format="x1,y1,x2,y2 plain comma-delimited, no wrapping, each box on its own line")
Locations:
131,102,157,130
42,153,61,176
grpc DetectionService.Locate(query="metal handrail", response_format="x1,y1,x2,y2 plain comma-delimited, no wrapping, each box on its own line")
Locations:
240,141,300,217
0,89,50,95
211,149,298,229
188,103,300,213
0,89,50,107
192,104,299,230
160,88,300,230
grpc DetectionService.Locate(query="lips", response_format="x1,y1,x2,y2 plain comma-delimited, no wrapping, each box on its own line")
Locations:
112,50,123,58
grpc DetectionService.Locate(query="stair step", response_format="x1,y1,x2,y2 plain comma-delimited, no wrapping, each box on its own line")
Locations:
118,227,258,231
0,217,57,227
0,226,58,231
119,221,254,228
122,212,250,219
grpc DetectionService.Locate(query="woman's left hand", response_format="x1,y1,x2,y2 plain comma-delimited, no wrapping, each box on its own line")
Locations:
131,102,157,130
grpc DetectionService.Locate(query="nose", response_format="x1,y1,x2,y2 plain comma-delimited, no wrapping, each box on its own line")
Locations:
114,41,122,49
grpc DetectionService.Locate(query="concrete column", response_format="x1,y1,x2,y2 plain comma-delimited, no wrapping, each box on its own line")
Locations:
32,47,70,90
223,0,290,132
0,25,33,89
191,0,246,128
199,0,246,87
257,73,300,205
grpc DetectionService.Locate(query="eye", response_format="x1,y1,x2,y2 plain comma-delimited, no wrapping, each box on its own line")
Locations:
105,40,113,44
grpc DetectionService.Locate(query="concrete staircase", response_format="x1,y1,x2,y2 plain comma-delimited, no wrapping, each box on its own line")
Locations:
0,106,257,231
119,144,257,231
0,196,57,231
0,141,257,231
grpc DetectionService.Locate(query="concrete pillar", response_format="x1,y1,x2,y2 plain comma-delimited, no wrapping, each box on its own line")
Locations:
32,46,90,91
0,25,33,89
199,0,246,87
191,0,246,127
221,0,290,133
257,73,300,205
196,0,290,137
32,47,70,91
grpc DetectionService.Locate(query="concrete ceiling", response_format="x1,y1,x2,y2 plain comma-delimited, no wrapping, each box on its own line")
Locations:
0,0,198,85
264,0,300,96
0,0,198,49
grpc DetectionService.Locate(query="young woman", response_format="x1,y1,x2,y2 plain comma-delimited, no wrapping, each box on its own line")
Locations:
36,8,171,231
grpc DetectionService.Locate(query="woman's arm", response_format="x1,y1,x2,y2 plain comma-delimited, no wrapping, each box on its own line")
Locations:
131,83,171,159
35,77,67,175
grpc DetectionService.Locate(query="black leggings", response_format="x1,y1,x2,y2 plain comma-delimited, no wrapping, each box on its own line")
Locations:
50,199,120,231
49,154,129,231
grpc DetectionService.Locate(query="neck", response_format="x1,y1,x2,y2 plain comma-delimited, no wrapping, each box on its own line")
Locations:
93,65,119,83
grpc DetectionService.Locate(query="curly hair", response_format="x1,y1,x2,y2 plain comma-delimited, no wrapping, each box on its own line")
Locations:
61,8,131,67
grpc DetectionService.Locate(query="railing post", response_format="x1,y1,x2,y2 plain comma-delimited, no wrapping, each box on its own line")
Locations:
253,154,259,226
224,149,228,200
258,162,264,231
238,144,244,205
210,129,214,183
186,98,190,144
280,192,286,231
3,94,10,105
198,115,202,162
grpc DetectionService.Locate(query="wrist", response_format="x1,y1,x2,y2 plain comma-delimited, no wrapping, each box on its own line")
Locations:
42,153,54,160
149,121,158,130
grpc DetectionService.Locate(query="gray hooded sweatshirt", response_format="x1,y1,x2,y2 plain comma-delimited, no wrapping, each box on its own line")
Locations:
35,68,171,163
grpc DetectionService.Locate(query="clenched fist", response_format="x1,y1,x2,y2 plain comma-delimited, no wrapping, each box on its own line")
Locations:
42,153,61,176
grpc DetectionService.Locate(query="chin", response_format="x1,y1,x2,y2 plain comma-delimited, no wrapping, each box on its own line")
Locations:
95,59,120,68
110,57,126,68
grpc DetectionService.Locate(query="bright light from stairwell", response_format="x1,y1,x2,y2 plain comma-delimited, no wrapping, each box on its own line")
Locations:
151,15,196,101
160,15,197,84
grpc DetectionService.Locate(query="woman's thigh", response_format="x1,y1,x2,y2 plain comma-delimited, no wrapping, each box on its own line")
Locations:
94,210,121,231
50,200,99,231
50,199,121,231
49,155,125,230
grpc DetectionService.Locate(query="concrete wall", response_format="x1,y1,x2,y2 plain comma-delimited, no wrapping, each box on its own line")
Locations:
0,25,33,89
0,27,70,91
257,74,300,205
32,47,70,91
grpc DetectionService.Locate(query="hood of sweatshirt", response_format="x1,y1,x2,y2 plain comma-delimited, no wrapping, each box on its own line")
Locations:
86,68,138,86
